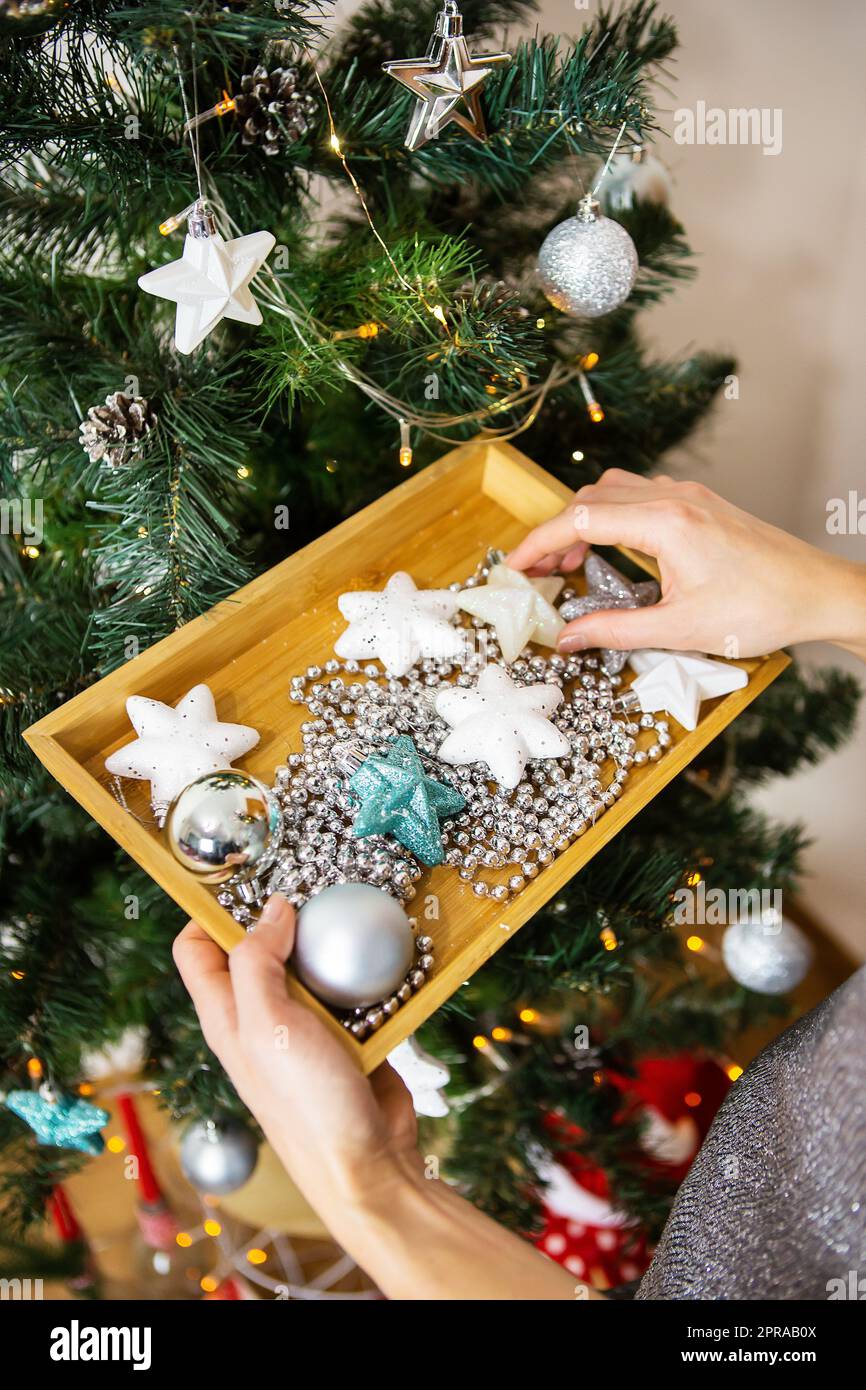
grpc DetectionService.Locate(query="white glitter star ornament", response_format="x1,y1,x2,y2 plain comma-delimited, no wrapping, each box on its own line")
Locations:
105,683,260,822
435,664,569,789
388,1035,451,1118
334,571,464,677
459,563,565,663
138,201,275,355
382,1,511,151
628,650,748,732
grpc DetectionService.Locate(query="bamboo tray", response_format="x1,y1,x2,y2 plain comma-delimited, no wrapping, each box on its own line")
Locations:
24,442,790,1072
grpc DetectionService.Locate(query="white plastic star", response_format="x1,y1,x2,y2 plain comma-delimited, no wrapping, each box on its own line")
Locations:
334,571,464,677
459,563,565,663
105,683,260,821
388,1035,451,1118
628,649,748,732
138,228,275,354
435,664,569,789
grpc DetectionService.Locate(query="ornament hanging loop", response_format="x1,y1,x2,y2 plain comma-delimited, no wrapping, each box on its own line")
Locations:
577,194,600,223
436,1,463,38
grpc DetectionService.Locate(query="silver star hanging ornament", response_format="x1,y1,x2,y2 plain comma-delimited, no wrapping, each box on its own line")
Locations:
138,200,275,355
382,2,511,151
558,552,660,675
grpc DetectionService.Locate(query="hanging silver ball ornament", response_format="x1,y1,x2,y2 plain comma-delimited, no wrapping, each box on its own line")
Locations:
537,195,638,318
294,882,415,1009
595,147,671,213
180,1119,259,1195
722,914,813,995
166,770,282,884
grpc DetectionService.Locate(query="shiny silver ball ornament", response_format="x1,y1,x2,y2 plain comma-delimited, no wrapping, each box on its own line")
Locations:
722,914,813,995
166,770,282,884
595,147,671,213
294,882,414,1009
537,195,638,318
180,1119,259,1195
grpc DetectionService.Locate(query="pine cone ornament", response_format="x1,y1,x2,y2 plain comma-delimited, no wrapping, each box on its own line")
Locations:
79,391,157,468
234,65,318,156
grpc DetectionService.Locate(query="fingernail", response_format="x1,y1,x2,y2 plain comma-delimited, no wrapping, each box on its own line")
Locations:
558,635,587,652
258,893,290,928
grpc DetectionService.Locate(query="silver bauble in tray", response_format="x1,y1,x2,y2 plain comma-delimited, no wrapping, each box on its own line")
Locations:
166,769,282,884
180,1119,259,1195
294,882,415,1009
538,195,638,318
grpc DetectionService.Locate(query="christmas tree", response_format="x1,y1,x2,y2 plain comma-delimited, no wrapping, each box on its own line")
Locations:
0,0,859,1283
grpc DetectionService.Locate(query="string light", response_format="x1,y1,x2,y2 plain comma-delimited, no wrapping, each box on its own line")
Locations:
580,351,600,370
106,1135,126,1154
78,1082,95,1096
686,934,705,953
600,925,618,951
332,321,381,341
176,1231,193,1248
491,1026,512,1042
236,465,251,479
519,1007,539,1025
10,970,25,980
472,1034,489,1050
571,449,584,462
204,1218,222,1237
26,1057,43,1080
200,1275,218,1293
158,200,198,237
246,1247,268,1265
684,1091,702,1108
22,545,40,559
398,418,413,468
726,1064,743,1082
577,369,604,423
686,870,702,887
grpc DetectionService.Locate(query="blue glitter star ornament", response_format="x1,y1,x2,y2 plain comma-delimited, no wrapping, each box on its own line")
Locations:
348,735,465,866
5,1088,109,1155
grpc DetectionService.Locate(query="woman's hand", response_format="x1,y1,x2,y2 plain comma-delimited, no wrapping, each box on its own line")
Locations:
507,469,866,662
174,895,584,1299
173,895,422,1219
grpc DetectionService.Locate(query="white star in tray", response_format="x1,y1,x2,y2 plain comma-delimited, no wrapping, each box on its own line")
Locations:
435,664,569,790
628,649,748,732
334,571,464,678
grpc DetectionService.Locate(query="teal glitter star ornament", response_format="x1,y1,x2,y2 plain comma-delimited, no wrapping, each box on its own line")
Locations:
5,1087,109,1155
347,735,464,866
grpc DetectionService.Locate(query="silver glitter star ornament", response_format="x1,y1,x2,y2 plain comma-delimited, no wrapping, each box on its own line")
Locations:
559,553,659,675
538,194,638,318
138,200,275,354
382,2,511,151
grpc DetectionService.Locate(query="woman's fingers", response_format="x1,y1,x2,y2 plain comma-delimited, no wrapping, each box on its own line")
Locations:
508,498,669,574
228,894,300,1047
173,920,239,1059
558,597,680,654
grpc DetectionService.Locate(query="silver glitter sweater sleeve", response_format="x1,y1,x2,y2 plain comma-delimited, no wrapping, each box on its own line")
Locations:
635,965,866,1300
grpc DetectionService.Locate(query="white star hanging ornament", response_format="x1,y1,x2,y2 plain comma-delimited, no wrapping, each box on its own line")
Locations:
105,683,260,823
388,1035,451,1118
435,664,569,789
459,563,566,663
138,201,275,355
334,571,464,677
382,1,511,151
628,649,748,732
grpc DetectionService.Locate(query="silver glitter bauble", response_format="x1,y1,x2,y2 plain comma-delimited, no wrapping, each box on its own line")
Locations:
180,1120,259,1195
166,770,282,884
722,915,813,995
294,882,414,1009
538,196,638,318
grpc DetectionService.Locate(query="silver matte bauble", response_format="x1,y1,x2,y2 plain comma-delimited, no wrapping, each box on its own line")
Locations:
166,770,282,884
722,915,813,995
294,882,414,1009
538,197,638,318
179,1119,259,1195
596,148,671,213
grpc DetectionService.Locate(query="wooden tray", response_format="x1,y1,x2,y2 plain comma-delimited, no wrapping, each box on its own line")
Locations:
24,442,790,1072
